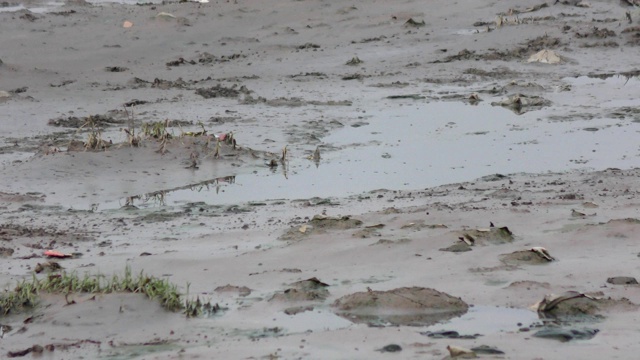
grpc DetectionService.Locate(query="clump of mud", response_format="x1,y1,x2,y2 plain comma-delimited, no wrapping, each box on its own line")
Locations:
270,277,330,302
433,36,563,63
500,250,551,265
333,287,468,326
279,215,363,241
461,226,514,245
195,84,251,99
48,112,126,128
535,291,639,321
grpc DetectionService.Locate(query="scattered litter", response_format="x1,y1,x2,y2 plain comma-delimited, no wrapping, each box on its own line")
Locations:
527,49,562,64
446,345,476,358
123,21,133,28
156,12,176,20
571,209,587,217
44,250,72,258
530,247,554,261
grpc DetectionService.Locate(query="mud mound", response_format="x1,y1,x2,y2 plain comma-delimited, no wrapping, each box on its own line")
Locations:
270,277,330,302
536,291,639,320
333,287,468,326
214,285,252,297
500,250,551,265
461,226,514,245
504,281,551,290
279,215,363,241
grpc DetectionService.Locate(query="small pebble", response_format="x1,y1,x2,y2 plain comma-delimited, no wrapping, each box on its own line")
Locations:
378,344,402,353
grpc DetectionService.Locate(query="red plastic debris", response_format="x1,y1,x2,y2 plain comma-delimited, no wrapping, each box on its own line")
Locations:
44,250,72,258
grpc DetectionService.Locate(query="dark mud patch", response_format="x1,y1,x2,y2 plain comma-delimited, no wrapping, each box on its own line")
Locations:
0,191,45,204
151,77,190,90
285,119,344,144
48,112,127,128
165,52,248,67
606,277,638,285
0,247,15,257
621,25,640,46
287,72,328,80
584,70,640,80
463,66,517,79
0,224,89,242
533,327,599,342
575,27,615,39
310,215,363,230
491,94,551,114
580,41,619,48
439,242,472,253
368,81,410,88
536,291,639,321
241,95,351,107
433,36,562,63
134,211,183,223
104,66,129,72
195,84,251,99
609,106,640,122
197,52,248,64
333,287,468,326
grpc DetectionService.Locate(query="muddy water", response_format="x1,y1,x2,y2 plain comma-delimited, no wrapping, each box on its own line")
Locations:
423,306,539,335
0,1,64,13
0,0,160,13
101,100,640,209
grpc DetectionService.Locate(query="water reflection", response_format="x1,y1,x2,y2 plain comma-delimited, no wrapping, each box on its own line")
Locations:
122,176,236,208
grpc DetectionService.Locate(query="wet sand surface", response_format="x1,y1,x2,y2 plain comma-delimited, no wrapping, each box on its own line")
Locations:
1,0,640,358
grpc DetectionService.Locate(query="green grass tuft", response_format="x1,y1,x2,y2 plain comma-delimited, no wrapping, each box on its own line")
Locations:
0,266,211,317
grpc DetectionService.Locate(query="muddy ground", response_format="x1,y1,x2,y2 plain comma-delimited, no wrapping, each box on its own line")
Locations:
1,0,640,359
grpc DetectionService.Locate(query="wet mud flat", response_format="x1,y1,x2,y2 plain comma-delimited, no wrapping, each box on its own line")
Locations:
1,0,640,358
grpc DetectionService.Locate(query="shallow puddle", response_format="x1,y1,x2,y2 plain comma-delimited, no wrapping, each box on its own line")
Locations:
270,309,353,333
564,75,640,108
423,306,539,335
0,1,64,13
99,101,640,209
4,100,640,210
100,343,179,360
